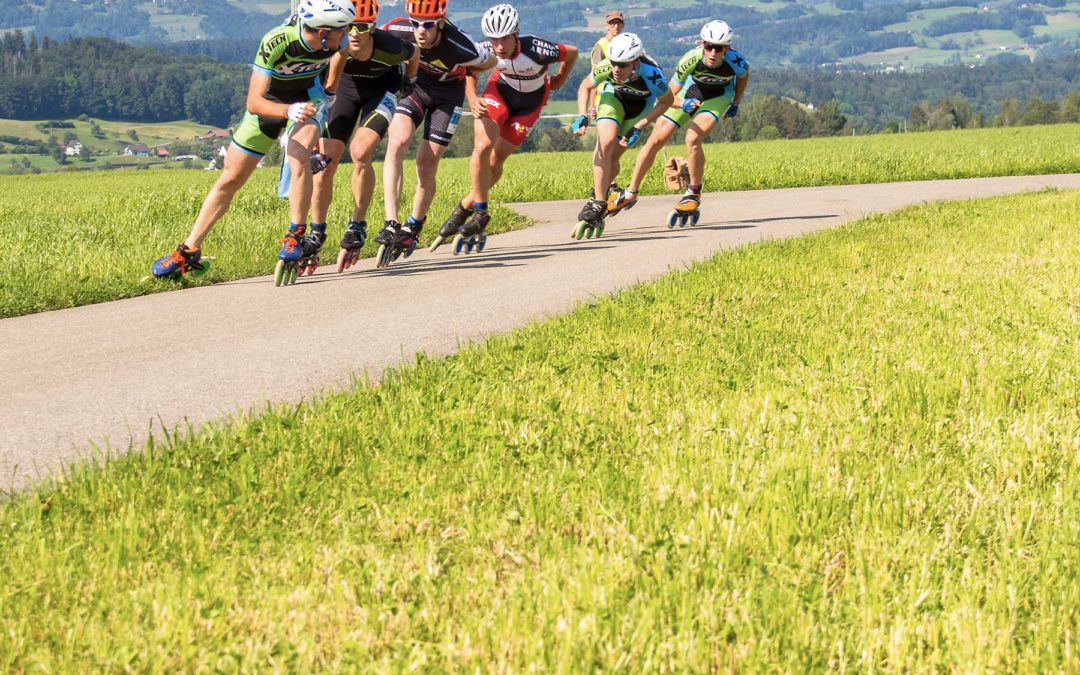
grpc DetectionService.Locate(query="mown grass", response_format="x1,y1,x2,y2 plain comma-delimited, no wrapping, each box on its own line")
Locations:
1,123,1078,318
3,189,1080,670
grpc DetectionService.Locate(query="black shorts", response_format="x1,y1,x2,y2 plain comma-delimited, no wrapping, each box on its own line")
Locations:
394,81,465,147
326,75,398,143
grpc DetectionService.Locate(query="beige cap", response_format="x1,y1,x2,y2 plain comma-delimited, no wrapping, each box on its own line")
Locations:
605,10,624,22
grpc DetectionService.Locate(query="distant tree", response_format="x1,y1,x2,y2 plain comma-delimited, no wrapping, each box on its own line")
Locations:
995,98,1023,126
127,129,139,141
1020,98,1060,126
1060,92,1080,123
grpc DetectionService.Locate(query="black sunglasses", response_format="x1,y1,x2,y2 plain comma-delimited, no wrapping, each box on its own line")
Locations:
410,18,439,29
610,60,632,68
703,42,728,52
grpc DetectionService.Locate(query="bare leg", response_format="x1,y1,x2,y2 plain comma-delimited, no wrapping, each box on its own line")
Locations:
183,145,261,250
592,120,621,200
685,113,718,186
286,121,321,225
628,118,679,192
311,137,345,224
383,113,415,223
349,127,382,222
465,116,500,207
411,140,448,221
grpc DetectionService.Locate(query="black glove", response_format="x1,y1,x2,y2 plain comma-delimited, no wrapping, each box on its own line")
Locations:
310,152,330,175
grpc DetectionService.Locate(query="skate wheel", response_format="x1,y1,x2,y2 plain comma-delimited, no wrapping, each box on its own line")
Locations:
376,244,390,268
429,235,445,253
595,223,605,238
573,221,589,240
403,242,416,259
287,262,298,285
690,210,701,226
336,248,349,273
188,258,212,278
274,259,287,286
667,210,679,229
452,233,466,255
476,234,487,253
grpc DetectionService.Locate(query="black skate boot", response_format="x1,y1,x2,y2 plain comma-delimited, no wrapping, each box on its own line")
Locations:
297,226,326,277
374,220,400,246
335,221,367,273
431,202,474,252
453,210,490,255
572,198,608,240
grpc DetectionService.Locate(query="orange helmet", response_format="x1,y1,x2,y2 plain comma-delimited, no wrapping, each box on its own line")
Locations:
352,0,379,22
406,0,446,19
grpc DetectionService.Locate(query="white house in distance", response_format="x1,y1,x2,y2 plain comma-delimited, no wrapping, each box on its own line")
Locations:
64,140,83,157
122,143,150,157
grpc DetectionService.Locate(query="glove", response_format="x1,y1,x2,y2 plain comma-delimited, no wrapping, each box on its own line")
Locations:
681,98,701,114
325,92,337,109
310,152,330,175
623,127,641,148
571,114,589,133
286,102,310,123
724,103,739,118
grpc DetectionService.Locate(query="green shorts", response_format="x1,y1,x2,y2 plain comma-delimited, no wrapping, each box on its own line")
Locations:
231,111,288,157
595,90,649,136
662,89,734,128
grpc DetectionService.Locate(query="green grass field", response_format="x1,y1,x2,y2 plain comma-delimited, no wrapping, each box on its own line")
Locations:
3,188,1079,669
1,124,1078,319
0,117,215,163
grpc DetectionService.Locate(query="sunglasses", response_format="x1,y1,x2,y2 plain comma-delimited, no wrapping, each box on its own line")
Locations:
607,20,624,25
350,22,373,35
409,18,440,29
610,60,632,68
703,42,728,52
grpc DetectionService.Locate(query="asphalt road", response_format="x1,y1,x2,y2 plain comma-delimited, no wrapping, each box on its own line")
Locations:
3,174,1078,492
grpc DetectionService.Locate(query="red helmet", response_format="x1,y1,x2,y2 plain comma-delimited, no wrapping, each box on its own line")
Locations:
406,0,447,19
352,0,379,22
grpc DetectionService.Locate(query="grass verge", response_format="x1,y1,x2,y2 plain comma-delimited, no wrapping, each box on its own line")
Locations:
3,188,1080,669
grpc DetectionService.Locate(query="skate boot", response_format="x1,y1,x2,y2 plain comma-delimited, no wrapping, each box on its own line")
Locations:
431,201,474,252
607,187,638,217
667,189,701,228
274,223,306,286
150,242,211,279
336,220,367,273
453,210,490,255
571,198,608,240
375,216,423,268
298,224,327,277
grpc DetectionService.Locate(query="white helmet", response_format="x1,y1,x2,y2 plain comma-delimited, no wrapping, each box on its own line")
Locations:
606,32,644,62
297,0,355,29
700,20,734,45
481,4,519,38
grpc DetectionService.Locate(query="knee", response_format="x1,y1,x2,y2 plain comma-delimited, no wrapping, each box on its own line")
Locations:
215,171,247,195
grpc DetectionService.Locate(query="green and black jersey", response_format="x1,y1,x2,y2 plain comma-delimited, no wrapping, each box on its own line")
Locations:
672,47,749,99
252,16,341,103
340,27,414,91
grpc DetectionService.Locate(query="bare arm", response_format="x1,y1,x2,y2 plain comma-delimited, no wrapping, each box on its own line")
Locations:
732,70,749,105
324,51,347,94
549,44,579,91
404,44,420,80
576,74,596,117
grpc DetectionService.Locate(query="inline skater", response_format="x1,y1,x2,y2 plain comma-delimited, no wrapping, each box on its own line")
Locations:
309,0,420,272
587,10,624,119
150,0,354,282
607,20,749,227
373,0,497,266
570,32,673,238
431,3,578,254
